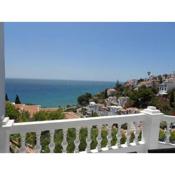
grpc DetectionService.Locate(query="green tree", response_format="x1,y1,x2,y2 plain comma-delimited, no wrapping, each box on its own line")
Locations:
169,90,175,107
77,93,92,106
158,75,163,84
5,93,9,101
129,86,155,108
147,71,151,77
15,95,21,104
115,80,122,89
6,102,30,122
6,102,20,121
19,111,30,122
151,96,172,114
159,129,166,142
137,78,144,83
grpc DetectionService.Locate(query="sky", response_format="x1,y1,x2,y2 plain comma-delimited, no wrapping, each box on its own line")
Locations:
4,22,175,82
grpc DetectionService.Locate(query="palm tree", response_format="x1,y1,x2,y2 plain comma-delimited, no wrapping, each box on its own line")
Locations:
147,72,151,77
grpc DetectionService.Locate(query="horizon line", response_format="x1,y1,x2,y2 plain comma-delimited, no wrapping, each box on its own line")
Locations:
5,77,117,83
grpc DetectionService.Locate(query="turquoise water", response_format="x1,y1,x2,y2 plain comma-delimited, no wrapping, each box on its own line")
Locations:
5,79,115,107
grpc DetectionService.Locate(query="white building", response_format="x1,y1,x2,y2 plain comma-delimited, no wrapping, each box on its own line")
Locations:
107,88,116,97
159,79,175,95
87,102,99,114
105,96,118,106
108,106,122,115
125,79,138,87
118,97,129,108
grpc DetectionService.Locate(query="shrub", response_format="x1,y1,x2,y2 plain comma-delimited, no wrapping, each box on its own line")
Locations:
170,131,175,143
77,93,92,106
34,110,64,121
6,102,20,121
159,129,166,142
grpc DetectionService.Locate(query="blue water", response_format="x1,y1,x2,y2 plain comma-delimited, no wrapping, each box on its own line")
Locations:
5,79,115,107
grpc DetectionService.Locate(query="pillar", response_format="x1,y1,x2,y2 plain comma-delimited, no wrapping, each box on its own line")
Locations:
0,22,5,123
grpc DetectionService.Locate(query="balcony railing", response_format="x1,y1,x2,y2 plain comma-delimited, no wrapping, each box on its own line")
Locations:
0,106,175,153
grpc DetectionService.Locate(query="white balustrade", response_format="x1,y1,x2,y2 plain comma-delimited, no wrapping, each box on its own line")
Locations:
1,106,175,153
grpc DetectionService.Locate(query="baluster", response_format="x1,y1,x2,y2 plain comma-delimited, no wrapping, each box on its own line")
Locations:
61,128,68,153
19,133,26,153
107,124,112,150
140,121,144,142
126,122,130,146
134,122,139,145
74,127,80,153
165,122,171,144
117,123,121,148
35,131,41,153
9,138,11,153
86,126,92,153
49,129,55,153
96,125,102,152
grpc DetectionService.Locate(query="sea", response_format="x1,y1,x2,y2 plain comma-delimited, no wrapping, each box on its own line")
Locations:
5,79,115,108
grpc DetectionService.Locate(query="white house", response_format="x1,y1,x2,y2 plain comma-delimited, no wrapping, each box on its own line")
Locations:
159,79,175,95
87,102,99,114
118,97,129,107
108,106,122,115
107,88,116,97
105,96,118,106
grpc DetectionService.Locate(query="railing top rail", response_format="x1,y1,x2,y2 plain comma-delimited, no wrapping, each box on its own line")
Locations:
159,115,175,122
9,113,146,133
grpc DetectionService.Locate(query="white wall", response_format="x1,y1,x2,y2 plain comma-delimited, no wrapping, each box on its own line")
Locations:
0,23,5,122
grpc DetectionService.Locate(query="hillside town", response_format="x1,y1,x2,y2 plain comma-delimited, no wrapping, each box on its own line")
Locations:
6,72,175,122
77,72,175,117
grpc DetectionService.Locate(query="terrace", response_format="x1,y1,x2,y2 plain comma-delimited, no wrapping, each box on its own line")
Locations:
1,23,175,153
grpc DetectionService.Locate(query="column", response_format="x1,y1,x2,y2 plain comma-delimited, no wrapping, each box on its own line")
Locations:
0,22,5,123
142,106,163,152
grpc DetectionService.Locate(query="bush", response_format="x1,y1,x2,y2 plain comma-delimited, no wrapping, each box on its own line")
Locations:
6,102,20,121
159,129,166,142
33,110,64,121
160,121,167,129
170,131,175,143
77,93,92,106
